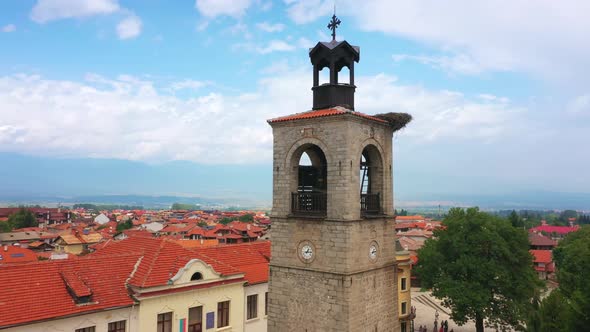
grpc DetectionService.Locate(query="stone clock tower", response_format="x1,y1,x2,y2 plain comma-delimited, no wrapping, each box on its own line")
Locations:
266,15,411,332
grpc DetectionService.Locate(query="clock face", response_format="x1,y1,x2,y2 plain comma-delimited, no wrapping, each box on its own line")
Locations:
297,240,315,263
369,242,379,261
301,245,314,260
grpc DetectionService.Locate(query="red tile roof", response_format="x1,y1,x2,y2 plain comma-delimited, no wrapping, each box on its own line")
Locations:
267,108,388,124
0,246,38,264
195,241,270,285
529,225,579,235
530,250,552,264
396,215,425,222
0,254,137,328
0,238,271,328
91,237,242,288
528,232,557,247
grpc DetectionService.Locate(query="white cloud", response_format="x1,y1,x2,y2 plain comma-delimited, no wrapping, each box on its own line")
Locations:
355,73,523,141
393,53,493,75
567,94,590,115
256,22,285,33
343,0,590,88
256,40,296,54
195,0,252,18
1,24,16,32
234,40,298,54
0,69,529,164
116,15,142,40
285,0,333,24
30,0,120,23
285,1,590,89
170,79,208,91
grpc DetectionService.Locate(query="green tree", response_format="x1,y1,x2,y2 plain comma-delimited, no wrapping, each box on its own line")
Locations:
576,214,590,225
558,210,578,223
171,203,200,210
0,221,13,233
197,221,208,228
8,208,38,229
537,290,572,332
116,219,133,232
509,210,524,228
238,214,254,223
218,217,234,225
415,207,541,332
395,209,408,216
552,226,590,330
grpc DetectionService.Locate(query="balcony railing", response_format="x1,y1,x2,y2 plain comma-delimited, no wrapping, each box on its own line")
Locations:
291,192,327,216
361,193,381,215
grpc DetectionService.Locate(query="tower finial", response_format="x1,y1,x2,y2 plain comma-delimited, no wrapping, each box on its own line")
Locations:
327,10,341,41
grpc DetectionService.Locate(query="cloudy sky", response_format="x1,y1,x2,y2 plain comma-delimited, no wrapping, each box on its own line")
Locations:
0,0,589,202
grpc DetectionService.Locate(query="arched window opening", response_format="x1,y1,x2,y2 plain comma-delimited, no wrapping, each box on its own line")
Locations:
339,66,350,85
360,145,383,215
299,152,312,166
191,272,203,281
318,67,330,85
292,144,327,215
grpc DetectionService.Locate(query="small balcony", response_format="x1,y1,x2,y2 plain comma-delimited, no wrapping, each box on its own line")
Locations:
291,192,327,216
361,193,381,216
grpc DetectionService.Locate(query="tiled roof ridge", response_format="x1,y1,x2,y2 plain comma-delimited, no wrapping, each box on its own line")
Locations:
267,107,389,124
125,255,143,289
193,251,242,276
136,239,168,287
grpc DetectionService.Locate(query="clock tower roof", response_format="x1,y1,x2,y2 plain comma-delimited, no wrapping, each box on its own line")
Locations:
267,106,412,132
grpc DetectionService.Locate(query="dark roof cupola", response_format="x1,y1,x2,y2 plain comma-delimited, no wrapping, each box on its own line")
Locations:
309,14,360,110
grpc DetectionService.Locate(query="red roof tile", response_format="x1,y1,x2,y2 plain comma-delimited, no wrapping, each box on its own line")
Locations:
529,225,579,235
528,232,557,247
530,250,552,264
194,241,270,285
91,237,242,288
0,254,137,328
267,108,388,124
0,246,37,264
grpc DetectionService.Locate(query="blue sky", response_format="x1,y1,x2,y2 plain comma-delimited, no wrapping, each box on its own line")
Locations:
0,0,589,203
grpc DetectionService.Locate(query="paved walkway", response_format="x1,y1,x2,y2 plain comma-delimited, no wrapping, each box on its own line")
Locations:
410,288,476,332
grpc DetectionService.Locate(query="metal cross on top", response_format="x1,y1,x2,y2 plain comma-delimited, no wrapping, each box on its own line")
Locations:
327,13,341,41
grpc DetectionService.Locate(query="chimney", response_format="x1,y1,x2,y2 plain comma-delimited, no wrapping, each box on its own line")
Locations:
3,245,7,252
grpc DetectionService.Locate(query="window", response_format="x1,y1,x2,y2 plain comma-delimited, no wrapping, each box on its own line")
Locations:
217,300,230,328
191,272,203,281
401,321,407,332
401,302,407,315
157,312,173,332
75,327,95,332
265,292,268,316
247,294,258,320
401,277,407,291
108,320,126,332
188,306,203,332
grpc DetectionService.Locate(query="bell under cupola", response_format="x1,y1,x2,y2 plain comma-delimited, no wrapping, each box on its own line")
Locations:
309,14,360,110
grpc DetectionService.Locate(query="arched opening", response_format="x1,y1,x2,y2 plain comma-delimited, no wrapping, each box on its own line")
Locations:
318,67,330,85
339,66,350,85
360,145,383,215
190,272,203,281
291,144,327,215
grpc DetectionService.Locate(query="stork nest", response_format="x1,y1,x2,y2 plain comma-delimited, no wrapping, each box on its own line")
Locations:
374,112,413,132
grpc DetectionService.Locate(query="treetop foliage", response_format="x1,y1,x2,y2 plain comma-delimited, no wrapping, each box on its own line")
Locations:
415,207,542,332
0,208,38,232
